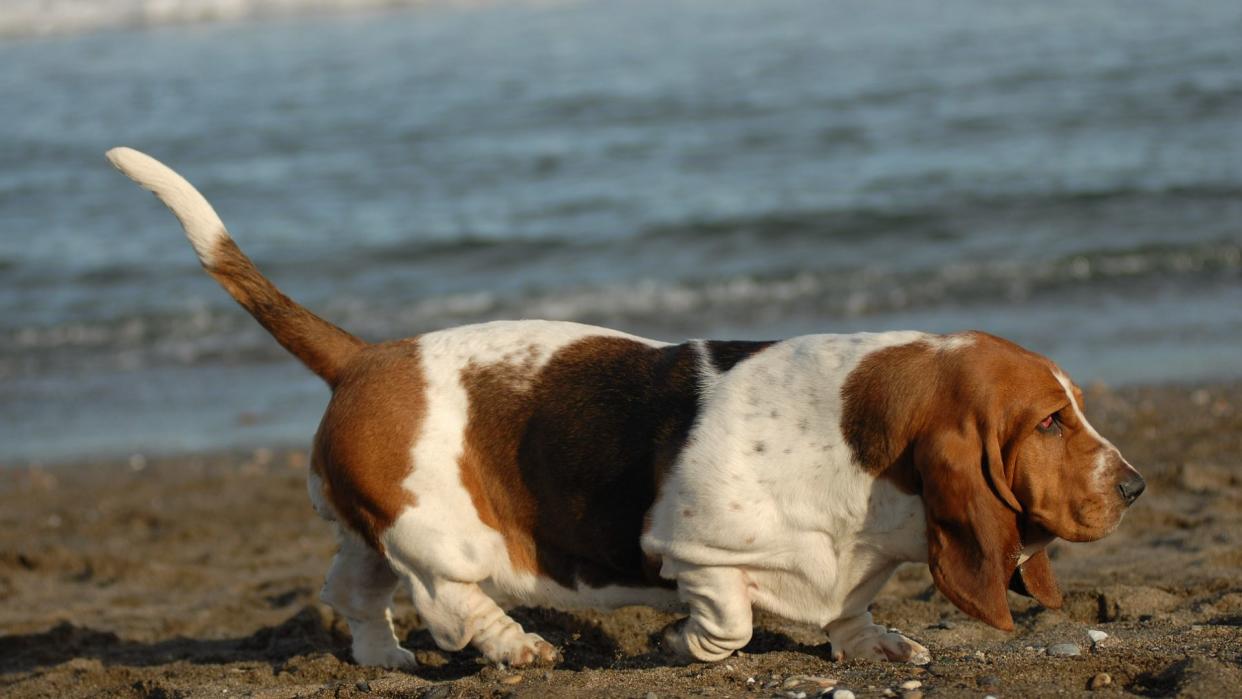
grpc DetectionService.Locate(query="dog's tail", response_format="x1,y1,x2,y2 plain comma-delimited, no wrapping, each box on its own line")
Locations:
106,147,366,386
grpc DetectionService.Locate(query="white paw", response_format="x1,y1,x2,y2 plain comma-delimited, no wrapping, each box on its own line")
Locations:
661,619,695,661
480,632,561,668
877,631,931,665
833,629,930,665
660,618,745,663
353,643,418,670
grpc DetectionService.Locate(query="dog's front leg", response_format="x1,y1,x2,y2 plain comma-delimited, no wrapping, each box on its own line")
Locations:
663,565,754,662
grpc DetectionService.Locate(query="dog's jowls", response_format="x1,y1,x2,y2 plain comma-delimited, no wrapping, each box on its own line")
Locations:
107,147,1144,670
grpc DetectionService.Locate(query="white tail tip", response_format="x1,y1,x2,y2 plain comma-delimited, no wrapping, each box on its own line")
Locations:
106,147,228,266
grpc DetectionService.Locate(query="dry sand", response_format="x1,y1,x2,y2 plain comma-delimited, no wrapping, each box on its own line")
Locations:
2,381,1241,698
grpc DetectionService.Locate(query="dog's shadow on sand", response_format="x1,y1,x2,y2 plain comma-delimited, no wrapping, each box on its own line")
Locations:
0,605,828,680
0,606,354,677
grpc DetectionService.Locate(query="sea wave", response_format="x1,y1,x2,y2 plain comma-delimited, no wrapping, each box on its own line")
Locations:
4,239,1236,379
0,0,480,38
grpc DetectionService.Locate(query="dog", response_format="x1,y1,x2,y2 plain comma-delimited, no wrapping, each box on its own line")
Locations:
107,147,1144,670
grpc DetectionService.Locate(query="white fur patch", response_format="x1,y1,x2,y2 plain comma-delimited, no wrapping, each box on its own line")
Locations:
106,147,228,267
644,332,930,627
1052,369,1116,486
927,332,975,352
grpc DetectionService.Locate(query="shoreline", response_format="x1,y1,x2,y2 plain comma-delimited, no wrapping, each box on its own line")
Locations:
2,378,1241,697
6,374,1239,472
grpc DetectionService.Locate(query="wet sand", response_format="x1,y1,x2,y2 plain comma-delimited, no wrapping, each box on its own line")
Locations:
2,381,1240,698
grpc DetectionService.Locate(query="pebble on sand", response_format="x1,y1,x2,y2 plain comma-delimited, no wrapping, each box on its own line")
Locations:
1089,672,1113,689
829,690,856,699
1047,643,1082,657
1087,629,1109,643
976,674,1001,688
899,680,922,690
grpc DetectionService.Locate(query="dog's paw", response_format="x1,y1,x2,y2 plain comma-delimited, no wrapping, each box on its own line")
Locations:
659,617,748,663
482,632,561,668
660,618,696,663
876,630,931,665
353,644,418,670
831,627,930,665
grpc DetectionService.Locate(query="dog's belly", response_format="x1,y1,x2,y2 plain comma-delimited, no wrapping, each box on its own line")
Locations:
479,563,683,612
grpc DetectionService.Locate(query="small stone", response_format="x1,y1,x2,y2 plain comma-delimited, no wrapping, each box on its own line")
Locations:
1087,629,1109,643
973,650,986,661
883,690,897,698
935,620,955,630
1047,643,1082,657
1088,672,1112,690
501,674,523,685
903,692,923,699
899,680,922,690
830,691,855,699
977,674,1001,688
785,692,807,699
355,681,371,693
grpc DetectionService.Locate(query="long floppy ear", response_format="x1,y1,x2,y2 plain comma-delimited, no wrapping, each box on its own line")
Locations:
917,426,1022,631
1009,548,1063,609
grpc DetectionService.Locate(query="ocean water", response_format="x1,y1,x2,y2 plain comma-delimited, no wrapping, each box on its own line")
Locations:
2,0,1241,463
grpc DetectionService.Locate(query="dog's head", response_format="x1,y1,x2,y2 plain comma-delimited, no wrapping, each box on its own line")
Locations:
842,332,1144,630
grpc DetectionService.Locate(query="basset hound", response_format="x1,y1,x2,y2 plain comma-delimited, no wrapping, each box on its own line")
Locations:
107,147,1145,670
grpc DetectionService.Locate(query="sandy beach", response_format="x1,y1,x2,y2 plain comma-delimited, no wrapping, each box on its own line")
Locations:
2,379,1240,698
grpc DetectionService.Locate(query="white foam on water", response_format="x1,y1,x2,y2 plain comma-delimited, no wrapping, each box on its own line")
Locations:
0,0,500,38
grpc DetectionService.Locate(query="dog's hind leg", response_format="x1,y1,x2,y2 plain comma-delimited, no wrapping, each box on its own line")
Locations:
320,531,417,670
402,569,560,668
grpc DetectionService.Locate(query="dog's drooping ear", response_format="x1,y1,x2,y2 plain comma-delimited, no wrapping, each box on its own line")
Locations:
1008,548,1063,609
917,427,1022,631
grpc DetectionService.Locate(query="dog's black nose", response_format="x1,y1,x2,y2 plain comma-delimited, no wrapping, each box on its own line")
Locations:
1117,475,1146,505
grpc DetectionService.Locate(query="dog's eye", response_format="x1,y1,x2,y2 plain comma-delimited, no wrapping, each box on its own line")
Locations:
1036,414,1062,435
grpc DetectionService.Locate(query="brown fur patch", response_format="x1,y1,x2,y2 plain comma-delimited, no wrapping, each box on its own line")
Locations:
458,336,701,588
457,347,544,574
839,340,938,494
210,237,365,386
312,340,424,551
